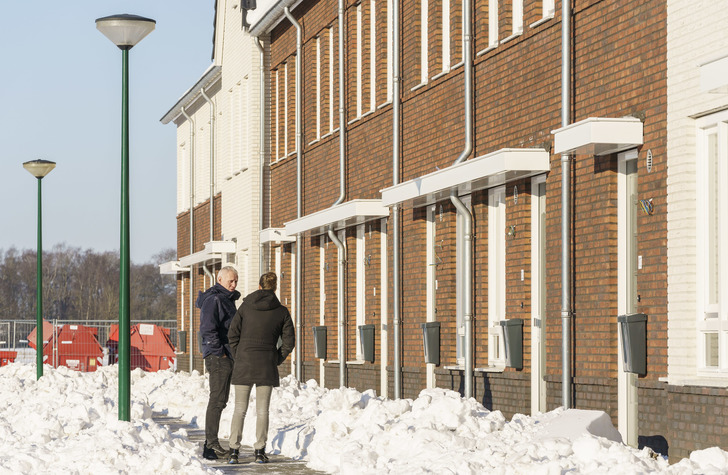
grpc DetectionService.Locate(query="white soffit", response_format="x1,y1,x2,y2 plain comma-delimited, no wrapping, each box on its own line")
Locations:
285,199,390,236
552,117,643,156
700,53,728,93
260,227,296,244
178,240,236,267
158,260,190,275
380,148,550,208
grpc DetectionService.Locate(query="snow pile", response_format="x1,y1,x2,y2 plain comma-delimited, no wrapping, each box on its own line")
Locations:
2,363,728,474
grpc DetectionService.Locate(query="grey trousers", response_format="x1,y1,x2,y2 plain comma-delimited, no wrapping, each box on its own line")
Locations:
228,384,273,451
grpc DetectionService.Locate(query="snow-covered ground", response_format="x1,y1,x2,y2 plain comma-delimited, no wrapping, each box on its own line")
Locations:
1,362,727,474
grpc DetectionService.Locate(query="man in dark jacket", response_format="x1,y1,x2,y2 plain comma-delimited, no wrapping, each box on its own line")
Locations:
198,265,240,460
227,272,295,464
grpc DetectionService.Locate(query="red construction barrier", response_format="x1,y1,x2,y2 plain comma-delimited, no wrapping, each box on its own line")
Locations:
0,351,17,367
107,323,176,372
26,321,55,350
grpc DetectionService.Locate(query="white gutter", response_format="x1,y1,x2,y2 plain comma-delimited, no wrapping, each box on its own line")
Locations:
449,0,474,398
254,37,266,276
283,6,303,381
561,0,573,409
200,88,216,243
181,106,196,373
392,0,402,398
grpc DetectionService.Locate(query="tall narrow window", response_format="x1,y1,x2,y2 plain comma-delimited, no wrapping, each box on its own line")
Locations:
386,0,393,102
455,196,471,363
275,69,280,160
370,0,376,112
356,3,363,118
442,0,451,73
510,0,523,38
489,0,499,48
356,225,366,359
284,62,289,157
488,186,506,364
697,111,728,373
329,26,336,132
420,0,429,85
316,36,322,140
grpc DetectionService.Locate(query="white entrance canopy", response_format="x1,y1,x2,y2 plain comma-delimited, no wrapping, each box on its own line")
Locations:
380,148,550,208
552,117,643,156
178,240,236,268
158,260,190,275
285,199,390,236
260,227,296,244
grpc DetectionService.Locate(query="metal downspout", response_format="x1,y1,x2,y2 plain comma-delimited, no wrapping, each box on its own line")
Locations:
254,37,266,276
283,7,303,381
449,0,473,398
181,106,195,372
561,0,572,409
392,0,402,399
330,0,347,388
200,89,216,243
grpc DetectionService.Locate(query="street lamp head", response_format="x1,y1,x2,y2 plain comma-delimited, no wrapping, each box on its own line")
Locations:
23,159,56,179
96,14,155,49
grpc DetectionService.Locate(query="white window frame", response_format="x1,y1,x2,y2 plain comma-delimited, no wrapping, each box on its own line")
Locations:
488,0,499,48
501,0,523,43
426,205,437,386
356,225,366,360
356,3,363,118
386,0,393,102
275,68,280,160
413,0,429,90
370,0,377,112
329,27,335,133
696,110,728,374
442,0,451,73
284,62,289,157
316,36,322,140
488,186,506,364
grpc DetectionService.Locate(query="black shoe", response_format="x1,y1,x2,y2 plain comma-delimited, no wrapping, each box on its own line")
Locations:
202,442,217,460
203,441,229,460
254,449,269,464
228,449,239,464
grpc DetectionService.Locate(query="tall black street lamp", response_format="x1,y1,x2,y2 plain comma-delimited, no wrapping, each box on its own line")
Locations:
96,13,155,422
22,159,56,380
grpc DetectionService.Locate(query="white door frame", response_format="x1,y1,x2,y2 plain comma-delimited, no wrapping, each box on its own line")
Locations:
530,175,547,414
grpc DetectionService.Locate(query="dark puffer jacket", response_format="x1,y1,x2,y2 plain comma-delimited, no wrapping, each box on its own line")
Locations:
228,289,295,387
197,283,241,358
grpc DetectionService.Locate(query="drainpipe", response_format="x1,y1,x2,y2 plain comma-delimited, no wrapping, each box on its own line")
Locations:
283,7,303,381
181,106,196,373
329,0,347,388
449,0,474,398
200,89,216,243
392,0,402,399
254,37,266,276
561,0,572,409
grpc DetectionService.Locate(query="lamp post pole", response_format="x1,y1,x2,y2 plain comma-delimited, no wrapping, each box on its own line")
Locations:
22,159,56,380
96,13,155,422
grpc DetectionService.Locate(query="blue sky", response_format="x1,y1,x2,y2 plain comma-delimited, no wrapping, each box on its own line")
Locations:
0,1,215,263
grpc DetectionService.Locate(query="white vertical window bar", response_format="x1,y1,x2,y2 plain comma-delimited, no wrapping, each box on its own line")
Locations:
512,0,523,35
370,0,376,112
316,36,322,140
488,187,506,363
386,0,393,102
489,0,499,48
180,145,188,212
228,90,235,177
442,0,450,72
543,0,555,18
421,0,429,84
357,3,363,118
284,62,289,157
356,225,366,359
275,69,280,160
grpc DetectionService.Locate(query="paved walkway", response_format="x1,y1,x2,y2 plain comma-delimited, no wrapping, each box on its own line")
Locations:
153,414,325,474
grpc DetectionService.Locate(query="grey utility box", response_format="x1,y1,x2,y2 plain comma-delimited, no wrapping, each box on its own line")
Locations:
313,326,327,359
177,330,187,353
359,324,375,362
618,313,647,375
421,322,441,365
500,319,524,370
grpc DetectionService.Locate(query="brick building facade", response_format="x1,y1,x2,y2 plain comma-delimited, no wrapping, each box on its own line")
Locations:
162,0,728,462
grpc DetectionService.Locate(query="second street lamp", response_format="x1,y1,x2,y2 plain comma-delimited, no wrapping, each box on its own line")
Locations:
96,13,155,422
22,159,56,380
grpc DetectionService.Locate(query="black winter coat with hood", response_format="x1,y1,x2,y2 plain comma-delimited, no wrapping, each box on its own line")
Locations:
228,289,295,387
197,283,241,358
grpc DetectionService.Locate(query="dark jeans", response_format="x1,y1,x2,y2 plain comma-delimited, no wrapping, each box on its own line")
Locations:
204,355,233,444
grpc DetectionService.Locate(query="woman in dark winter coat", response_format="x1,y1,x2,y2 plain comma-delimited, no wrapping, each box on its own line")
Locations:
227,272,295,464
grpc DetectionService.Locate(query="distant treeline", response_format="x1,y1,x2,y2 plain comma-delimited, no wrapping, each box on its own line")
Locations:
0,245,176,322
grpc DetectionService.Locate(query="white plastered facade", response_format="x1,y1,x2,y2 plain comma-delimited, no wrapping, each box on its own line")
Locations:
666,0,728,384
172,0,264,294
